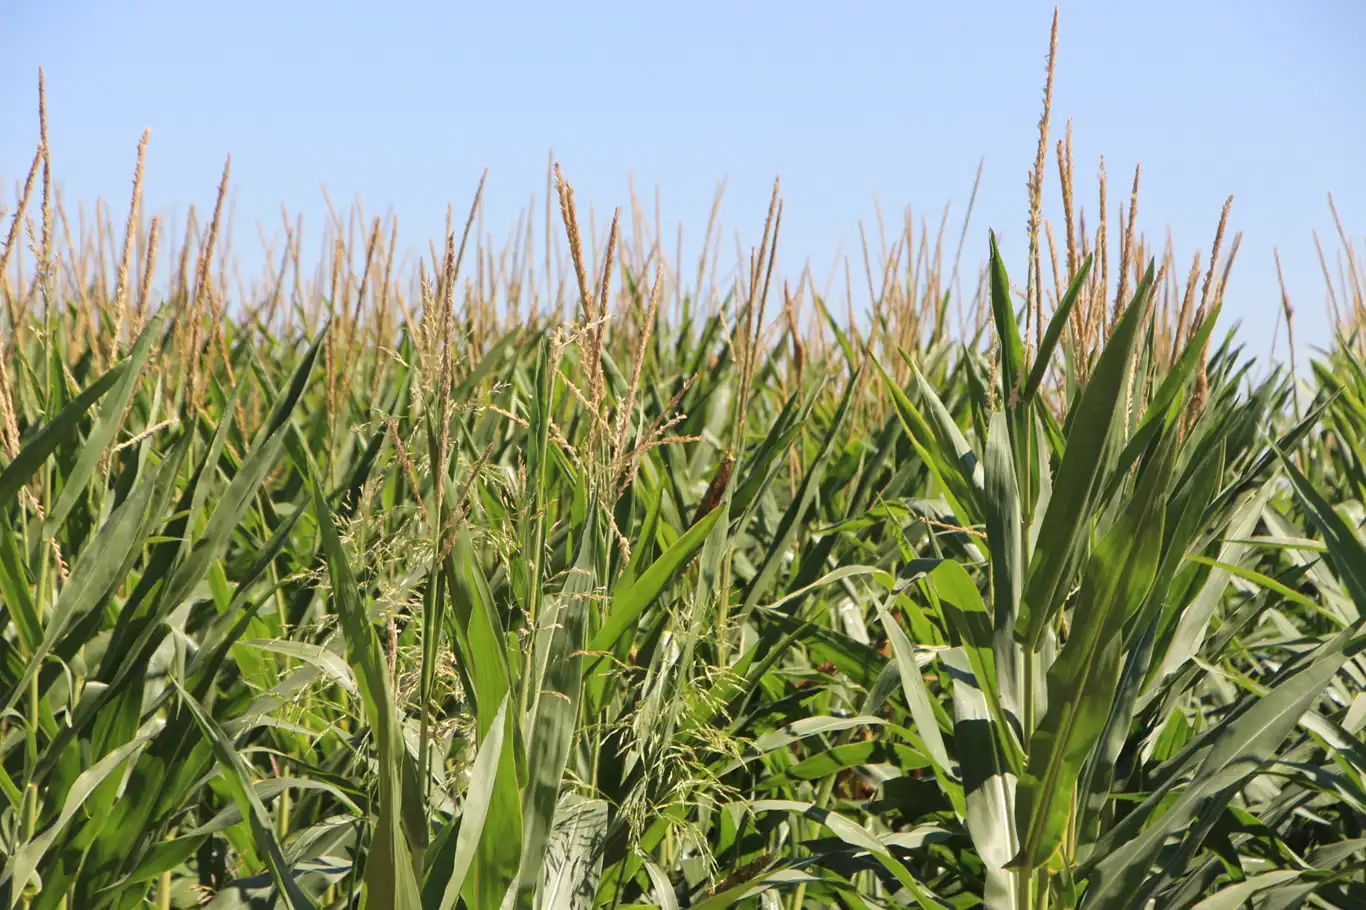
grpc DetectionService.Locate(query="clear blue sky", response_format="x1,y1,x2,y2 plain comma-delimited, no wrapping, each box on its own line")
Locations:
4,1,1364,358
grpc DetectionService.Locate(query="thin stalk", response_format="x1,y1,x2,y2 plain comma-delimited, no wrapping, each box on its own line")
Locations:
276,787,291,840
158,870,172,910
1034,872,1051,910
417,567,444,812
21,783,37,910
1018,647,1039,910
1018,869,1036,910
26,670,37,773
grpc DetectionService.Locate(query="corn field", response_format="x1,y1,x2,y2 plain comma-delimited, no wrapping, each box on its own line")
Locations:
3,54,1366,910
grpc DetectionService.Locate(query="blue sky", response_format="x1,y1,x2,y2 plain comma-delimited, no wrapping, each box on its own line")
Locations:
3,1,1363,358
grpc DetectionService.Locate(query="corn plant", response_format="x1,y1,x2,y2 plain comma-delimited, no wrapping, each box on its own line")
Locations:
1,53,1365,910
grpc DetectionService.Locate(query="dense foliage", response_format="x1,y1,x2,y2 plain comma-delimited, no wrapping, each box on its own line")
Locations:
2,87,1366,910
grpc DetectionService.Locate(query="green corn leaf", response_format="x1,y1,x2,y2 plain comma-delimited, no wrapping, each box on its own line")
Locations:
742,365,864,614
428,695,516,910
640,857,679,910
447,528,515,742
1020,256,1093,405
1015,262,1156,649
983,411,1025,717
1080,626,1357,907
1010,423,1174,871
874,592,965,818
585,505,723,676
174,682,317,910
1277,442,1366,612
943,647,1020,910
41,311,165,538
744,800,943,909
987,232,1025,405
307,451,422,909
0,723,157,908
0,361,126,511
509,511,596,908
0,440,164,720
877,358,977,523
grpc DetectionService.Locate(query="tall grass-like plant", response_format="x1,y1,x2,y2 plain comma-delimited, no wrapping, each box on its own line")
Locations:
2,21,1366,909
